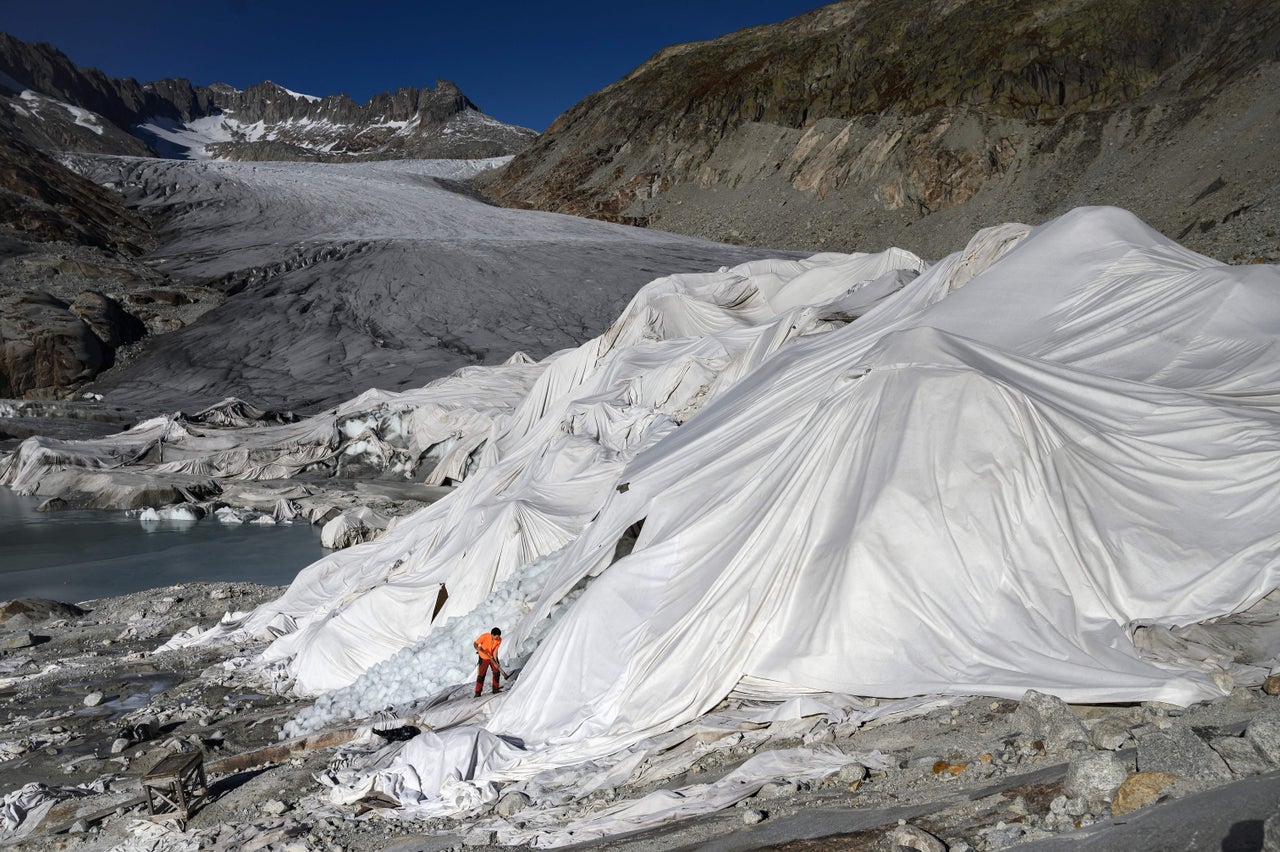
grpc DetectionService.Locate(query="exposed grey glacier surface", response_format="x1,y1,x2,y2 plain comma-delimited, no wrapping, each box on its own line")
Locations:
67,155,793,413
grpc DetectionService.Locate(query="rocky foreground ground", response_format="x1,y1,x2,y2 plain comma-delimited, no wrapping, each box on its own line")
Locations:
0,583,1278,851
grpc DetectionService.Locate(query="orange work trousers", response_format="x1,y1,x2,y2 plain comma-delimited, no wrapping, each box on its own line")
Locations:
476,657,500,695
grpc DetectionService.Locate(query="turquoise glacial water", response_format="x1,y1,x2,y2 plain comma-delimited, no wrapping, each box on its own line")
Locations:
0,488,324,604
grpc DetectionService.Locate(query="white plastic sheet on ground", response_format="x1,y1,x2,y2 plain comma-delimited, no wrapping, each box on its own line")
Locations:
0,779,106,837
480,209,1280,775
169,245,925,695
496,745,888,848
327,726,524,813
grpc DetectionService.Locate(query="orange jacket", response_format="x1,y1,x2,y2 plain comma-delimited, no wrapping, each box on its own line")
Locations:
474,632,501,662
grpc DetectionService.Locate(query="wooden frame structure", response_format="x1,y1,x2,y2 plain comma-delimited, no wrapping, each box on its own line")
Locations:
141,750,207,819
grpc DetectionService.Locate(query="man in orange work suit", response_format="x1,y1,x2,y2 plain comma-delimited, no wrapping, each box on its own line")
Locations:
473,627,502,697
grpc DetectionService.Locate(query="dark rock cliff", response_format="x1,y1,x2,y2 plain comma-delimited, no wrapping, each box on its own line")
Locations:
0,130,148,253
0,129,165,397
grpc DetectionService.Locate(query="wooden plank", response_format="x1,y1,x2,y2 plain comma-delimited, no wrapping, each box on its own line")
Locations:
204,726,363,776
44,794,148,835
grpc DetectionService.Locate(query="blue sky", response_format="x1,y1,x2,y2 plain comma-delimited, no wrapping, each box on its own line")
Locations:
4,1,829,131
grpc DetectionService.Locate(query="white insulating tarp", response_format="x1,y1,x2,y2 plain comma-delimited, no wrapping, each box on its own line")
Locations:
0,353,545,497
488,208,1280,764
152,207,1280,820
493,745,887,848
1,780,106,837
328,726,524,810
178,246,927,695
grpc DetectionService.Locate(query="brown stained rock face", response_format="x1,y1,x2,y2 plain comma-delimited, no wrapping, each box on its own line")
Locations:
0,289,148,397
1111,771,1180,816
490,0,1253,209
0,135,150,255
0,291,109,397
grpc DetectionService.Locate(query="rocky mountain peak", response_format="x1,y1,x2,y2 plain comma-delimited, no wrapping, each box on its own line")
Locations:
0,32,535,161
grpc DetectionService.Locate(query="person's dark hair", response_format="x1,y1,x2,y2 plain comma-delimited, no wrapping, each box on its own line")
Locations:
492,627,501,636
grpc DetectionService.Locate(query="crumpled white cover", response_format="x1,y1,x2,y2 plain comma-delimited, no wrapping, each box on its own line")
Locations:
146,207,1280,826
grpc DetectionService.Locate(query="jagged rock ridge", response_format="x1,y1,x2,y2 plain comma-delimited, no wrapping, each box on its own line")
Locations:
0,32,535,161
483,0,1280,263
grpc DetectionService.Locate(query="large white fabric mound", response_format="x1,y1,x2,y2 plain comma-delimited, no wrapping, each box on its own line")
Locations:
184,246,926,694
155,207,1280,820
493,209,1280,752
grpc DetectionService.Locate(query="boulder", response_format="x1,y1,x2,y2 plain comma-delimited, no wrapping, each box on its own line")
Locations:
1009,689,1089,751
980,822,1024,849
891,823,947,852
495,790,531,817
1136,727,1231,782
1211,735,1271,776
757,781,797,799
0,631,35,650
1265,811,1280,852
261,799,289,816
1064,751,1128,801
0,598,87,625
70,291,145,349
1088,716,1133,751
132,288,193,307
835,762,867,784
0,614,34,631
1111,771,1179,816
1245,710,1280,765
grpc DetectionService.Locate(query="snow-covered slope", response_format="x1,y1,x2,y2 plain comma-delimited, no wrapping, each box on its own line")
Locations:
0,66,152,157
